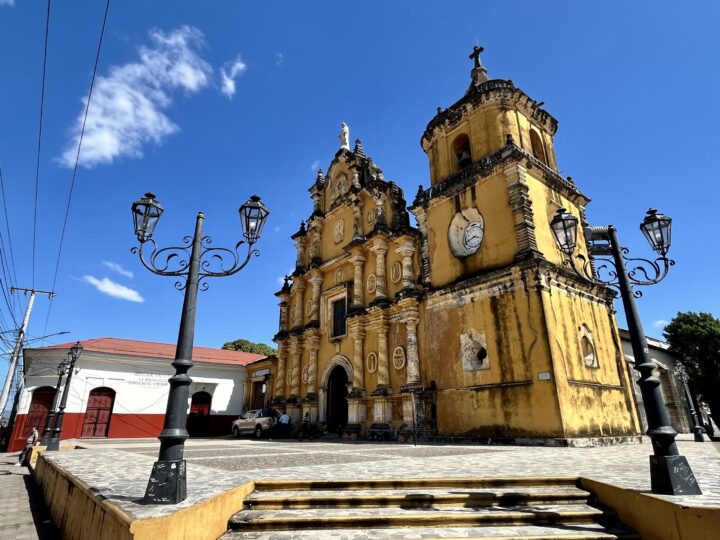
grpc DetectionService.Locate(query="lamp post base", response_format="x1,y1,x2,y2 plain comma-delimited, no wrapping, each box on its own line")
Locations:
693,427,706,442
47,437,60,452
649,455,702,495
143,460,187,504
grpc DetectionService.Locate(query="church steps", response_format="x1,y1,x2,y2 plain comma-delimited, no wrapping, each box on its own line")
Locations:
245,486,590,509
220,478,639,539
221,524,640,539
252,476,580,491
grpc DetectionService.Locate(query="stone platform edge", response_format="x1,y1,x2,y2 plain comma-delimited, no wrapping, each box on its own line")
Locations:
579,477,720,540
33,452,255,540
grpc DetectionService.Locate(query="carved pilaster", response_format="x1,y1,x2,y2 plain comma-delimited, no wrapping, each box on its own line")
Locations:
395,240,416,292
309,222,323,265
349,252,366,310
349,322,366,394
369,238,389,305
292,279,305,330
375,191,388,228
275,342,288,399
505,163,540,260
410,205,432,286
304,333,320,399
351,197,364,240
405,317,420,384
376,322,389,391
294,237,306,272
288,338,301,400
308,272,323,326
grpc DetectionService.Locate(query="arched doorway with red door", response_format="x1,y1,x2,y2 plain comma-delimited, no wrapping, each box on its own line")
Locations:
81,387,116,438
23,386,55,438
187,391,212,437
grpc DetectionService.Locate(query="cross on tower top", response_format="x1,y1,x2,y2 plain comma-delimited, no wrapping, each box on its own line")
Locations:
469,46,484,68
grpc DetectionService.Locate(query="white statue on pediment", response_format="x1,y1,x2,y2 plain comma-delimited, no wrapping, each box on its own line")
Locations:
339,122,350,149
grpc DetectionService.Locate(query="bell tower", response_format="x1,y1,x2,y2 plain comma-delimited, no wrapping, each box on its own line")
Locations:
409,47,641,442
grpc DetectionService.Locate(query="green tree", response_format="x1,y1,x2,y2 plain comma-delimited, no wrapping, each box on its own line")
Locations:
222,338,277,356
663,311,720,427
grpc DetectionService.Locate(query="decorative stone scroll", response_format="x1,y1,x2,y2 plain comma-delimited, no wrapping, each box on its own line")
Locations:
367,273,377,294
366,352,378,373
392,346,406,370
391,262,402,284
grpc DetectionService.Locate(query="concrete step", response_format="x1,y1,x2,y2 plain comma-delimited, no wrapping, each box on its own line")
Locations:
252,476,580,492
220,522,640,539
245,486,591,509
228,503,609,531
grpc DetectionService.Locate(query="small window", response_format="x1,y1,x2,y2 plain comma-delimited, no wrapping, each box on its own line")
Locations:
529,129,547,165
331,298,347,338
452,134,472,170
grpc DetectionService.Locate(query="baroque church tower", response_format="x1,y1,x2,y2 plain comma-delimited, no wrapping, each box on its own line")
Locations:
259,48,640,443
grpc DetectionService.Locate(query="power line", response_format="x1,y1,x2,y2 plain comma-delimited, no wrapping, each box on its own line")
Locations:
43,0,111,341
32,0,52,289
0,167,19,316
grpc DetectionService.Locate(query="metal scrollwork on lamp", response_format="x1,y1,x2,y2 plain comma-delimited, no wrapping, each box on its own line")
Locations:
131,192,269,504
550,207,701,496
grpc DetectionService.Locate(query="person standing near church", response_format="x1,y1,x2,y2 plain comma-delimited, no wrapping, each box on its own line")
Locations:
16,426,39,466
278,410,290,438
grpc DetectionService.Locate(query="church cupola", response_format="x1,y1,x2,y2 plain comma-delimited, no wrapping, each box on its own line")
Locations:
421,46,560,186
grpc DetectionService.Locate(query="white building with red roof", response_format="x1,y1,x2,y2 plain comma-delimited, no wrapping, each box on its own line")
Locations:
6,338,265,452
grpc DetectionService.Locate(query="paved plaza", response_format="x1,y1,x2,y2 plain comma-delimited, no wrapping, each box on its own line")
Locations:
2,435,719,538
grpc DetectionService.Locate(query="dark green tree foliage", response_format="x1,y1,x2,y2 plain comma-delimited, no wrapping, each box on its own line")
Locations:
664,312,720,426
222,338,277,356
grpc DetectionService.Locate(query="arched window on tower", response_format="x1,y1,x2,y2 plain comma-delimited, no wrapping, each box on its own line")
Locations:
452,134,472,170
529,129,547,165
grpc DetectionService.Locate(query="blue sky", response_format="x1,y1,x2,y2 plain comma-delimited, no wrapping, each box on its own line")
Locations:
0,0,718,384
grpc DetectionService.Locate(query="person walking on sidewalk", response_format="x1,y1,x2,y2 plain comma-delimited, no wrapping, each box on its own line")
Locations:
15,426,39,466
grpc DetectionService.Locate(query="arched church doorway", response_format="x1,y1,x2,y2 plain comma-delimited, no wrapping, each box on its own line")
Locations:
326,365,348,433
187,391,212,437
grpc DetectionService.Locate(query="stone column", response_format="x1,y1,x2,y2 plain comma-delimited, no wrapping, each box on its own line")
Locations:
396,241,416,292
350,324,365,393
278,300,289,333
292,279,305,330
351,198,364,240
286,339,301,424
405,317,420,384
350,253,366,310
294,237,306,271
309,223,323,265
370,238,389,304
274,342,287,400
308,272,323,326
304,334,320,399
376,323,389,389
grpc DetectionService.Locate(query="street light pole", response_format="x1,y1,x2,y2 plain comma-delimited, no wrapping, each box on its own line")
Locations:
40,361,68,446
131,193,269,504
550,208,701,496
48,343,83,452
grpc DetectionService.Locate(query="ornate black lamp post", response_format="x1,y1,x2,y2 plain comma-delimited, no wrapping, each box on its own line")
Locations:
131,192,269,505
40,360,69,446
673,365,706,442
47,342,83,451
550,208,701,496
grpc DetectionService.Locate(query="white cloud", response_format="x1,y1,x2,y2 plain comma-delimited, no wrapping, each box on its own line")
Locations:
83,276,144,303
273,226,281,233
0,1,15,6
60,26,212,168
102,260,134,279
653,320,669,329
220,54,247,99
310,160,319,171
275,52,284,66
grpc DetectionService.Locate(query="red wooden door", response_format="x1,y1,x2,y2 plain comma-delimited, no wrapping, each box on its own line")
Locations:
23,387,55,437
81,388,115,438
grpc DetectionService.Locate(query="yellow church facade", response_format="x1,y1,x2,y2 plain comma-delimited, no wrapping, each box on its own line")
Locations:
253,49,641,444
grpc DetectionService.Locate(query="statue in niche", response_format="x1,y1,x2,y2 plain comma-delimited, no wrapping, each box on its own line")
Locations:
460,329,489,371
339,122,350,149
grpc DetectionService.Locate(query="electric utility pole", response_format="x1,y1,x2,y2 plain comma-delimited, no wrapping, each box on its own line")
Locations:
0,287,54,414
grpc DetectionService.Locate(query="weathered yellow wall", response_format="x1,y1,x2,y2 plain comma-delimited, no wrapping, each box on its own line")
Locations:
425,173,518,289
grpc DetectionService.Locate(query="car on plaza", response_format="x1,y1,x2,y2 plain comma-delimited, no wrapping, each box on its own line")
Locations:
232,408,278,439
